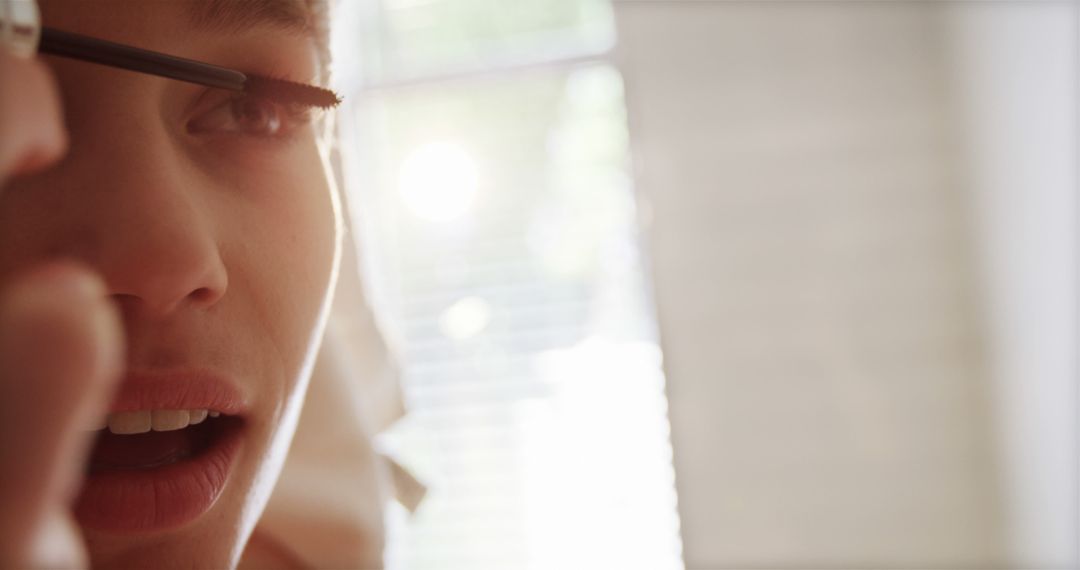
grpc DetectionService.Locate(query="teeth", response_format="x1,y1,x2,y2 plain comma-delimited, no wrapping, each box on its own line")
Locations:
151,409,190,431
99,409,217,434
107,411,151,435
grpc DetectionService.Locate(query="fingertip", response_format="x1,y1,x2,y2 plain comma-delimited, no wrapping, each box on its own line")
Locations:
0,55,69,179
12,59,68,177
0,261,123,392
10,128,68,176
20,260,107,300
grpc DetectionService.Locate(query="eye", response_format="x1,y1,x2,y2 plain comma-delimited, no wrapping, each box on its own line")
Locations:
187,93,315,139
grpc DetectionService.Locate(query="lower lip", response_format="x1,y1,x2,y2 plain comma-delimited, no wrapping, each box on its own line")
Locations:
73,422,243,533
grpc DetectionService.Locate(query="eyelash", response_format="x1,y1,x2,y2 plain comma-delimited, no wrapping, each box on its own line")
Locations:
188,91,321,142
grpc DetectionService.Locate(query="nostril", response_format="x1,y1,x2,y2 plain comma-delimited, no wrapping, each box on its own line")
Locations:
188,287,220,305
108,293,139,314
106,289,218,319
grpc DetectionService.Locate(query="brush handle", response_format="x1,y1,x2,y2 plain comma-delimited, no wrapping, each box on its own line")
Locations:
38,27,246,92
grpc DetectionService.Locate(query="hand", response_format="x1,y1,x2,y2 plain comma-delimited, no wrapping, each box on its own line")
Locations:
0,49,66,184
0,50,124,569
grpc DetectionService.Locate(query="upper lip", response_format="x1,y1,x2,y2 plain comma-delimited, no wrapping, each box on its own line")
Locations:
108,369,248,415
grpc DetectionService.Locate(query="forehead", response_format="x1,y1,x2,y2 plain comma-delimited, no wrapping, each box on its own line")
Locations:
38,0,314,41
186,0,314,38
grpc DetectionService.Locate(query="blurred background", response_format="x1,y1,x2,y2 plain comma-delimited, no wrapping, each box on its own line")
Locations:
326,1,1078,569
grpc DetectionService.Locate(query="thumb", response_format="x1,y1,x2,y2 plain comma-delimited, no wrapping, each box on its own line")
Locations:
0,262,123,567
0,50,68,184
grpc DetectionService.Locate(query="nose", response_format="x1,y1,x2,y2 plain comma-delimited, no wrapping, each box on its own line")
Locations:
103,195,229,319
76,132,228,320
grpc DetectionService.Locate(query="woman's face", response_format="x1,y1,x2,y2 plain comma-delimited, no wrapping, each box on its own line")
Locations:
0,0,340,567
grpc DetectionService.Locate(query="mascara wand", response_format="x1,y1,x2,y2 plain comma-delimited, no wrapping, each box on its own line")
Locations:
37,27,340,109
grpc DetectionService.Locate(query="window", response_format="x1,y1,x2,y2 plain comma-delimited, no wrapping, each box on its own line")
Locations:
332,2,682,568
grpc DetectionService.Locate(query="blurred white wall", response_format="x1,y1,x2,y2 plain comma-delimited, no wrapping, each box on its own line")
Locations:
615,1,1077,567
946,2,1078,567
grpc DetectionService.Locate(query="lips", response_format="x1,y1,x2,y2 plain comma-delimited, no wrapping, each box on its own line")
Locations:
74,370,248,533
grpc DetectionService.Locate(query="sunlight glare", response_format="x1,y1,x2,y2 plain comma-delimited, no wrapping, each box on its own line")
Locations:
398,141,479,222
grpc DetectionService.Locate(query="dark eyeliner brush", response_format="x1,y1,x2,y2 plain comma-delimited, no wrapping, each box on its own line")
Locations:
37,27,341,109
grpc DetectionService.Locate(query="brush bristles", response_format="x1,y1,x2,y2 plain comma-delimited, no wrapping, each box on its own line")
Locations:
243,75,341,109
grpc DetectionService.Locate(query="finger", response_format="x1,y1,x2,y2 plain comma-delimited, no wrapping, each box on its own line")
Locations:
0,262,123,567
0,50,68,185
28,510,87,570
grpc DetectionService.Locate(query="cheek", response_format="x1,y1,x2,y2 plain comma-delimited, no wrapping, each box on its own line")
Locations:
0,172,74,276
227,142,339,397
223,144,340,536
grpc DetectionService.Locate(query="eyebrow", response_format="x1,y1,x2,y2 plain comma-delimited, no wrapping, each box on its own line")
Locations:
186,0,314,38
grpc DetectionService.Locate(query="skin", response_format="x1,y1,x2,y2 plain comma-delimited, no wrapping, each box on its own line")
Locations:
0,1,341,568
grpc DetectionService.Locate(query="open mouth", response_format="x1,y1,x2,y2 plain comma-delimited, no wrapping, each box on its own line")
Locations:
75,408,245,533
86,409,238,473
